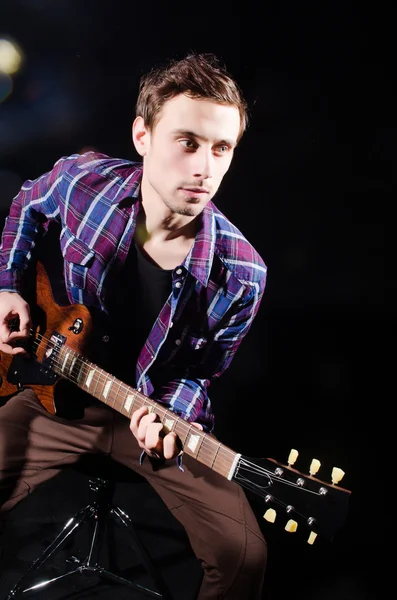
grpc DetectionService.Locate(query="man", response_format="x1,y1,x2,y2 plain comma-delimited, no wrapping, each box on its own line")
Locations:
0,53,267,599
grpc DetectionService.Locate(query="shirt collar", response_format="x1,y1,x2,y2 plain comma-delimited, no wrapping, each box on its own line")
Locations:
111,164,215,287
182,202,216,287
110,163,143,205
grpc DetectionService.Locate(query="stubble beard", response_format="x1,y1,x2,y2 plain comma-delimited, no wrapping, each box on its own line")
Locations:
163,194,202,218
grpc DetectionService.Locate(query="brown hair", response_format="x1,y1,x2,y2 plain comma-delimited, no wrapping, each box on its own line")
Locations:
135,53,248,142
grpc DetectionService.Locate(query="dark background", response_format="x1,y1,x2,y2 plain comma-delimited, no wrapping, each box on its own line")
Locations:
0,1,388,598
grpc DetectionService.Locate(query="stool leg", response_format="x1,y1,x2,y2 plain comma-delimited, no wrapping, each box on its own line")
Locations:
6,477,175,600
6,503,96,599
108,505,174,600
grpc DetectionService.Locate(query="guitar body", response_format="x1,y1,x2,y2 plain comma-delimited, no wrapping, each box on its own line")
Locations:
0,261,93,414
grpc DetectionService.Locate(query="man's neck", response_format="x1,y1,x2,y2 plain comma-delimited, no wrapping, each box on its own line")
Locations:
134,206,197,270
135,207,196,244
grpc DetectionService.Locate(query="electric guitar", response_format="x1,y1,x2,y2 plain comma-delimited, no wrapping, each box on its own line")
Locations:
0,261,351,544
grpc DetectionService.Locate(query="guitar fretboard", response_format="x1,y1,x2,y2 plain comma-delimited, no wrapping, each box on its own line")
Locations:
55,345,240,480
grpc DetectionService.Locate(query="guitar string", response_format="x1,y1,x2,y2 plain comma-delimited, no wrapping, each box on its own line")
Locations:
28,330,242,470
25,329,317,492
238,460,321,495
234,474,314,522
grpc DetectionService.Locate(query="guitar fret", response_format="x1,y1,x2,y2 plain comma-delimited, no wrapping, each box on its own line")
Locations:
80,359,93,386
113,380,123,410
91,366,101,397
85,368,95,390
199,443,219,469
61,350,71,373
183,424,193,445
163,416,176,432
195,431,205,457
211,442,222,469
123,393,136,415
93,369,106,399
143,399,155,413
102,378,112,400
186,431,201,455
69,354,78,377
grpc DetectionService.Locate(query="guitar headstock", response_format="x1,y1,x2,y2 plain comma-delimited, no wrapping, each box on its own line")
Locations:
234,448,351,544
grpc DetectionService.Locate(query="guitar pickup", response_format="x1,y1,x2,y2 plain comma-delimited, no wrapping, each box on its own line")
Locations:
42,332,66,371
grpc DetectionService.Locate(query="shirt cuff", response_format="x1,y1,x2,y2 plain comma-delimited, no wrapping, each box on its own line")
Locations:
0,268,24,294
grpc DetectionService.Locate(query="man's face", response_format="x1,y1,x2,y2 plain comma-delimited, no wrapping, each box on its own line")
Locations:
133,94,241,217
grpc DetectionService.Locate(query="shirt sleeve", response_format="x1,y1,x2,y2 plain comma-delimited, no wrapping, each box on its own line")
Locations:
0,154,79,294
151,279,266,433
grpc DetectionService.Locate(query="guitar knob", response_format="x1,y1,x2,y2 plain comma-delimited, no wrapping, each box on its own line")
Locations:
264,508,277,523
288,448,299,466
307,531,318,544
331,467,345,484
309,458,321,476
285,519,298,532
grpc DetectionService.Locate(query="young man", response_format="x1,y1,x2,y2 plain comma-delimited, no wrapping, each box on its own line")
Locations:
0,53,268,599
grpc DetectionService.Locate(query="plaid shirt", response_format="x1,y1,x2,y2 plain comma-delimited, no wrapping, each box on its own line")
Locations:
0,152,267,432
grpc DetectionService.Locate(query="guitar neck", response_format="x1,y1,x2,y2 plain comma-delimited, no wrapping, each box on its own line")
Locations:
55,345,240,480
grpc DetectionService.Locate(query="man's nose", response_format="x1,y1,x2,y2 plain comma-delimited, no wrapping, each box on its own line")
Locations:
192,148,214,179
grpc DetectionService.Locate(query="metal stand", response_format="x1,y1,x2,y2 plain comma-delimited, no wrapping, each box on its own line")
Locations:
6,476,173,599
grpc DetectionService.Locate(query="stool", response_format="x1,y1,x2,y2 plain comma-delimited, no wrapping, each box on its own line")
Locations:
2,456,196,599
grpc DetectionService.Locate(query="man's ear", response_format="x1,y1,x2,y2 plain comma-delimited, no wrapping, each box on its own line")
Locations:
132,116,149,157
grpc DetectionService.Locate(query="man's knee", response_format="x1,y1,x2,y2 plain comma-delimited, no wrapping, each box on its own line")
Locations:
242,527,267,573
218,526,266,578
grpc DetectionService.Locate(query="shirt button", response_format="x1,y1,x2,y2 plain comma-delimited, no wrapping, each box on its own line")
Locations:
169,321,173,328
175,282,182,289
175,268,183,275
175,339,181,346
102,335,110,343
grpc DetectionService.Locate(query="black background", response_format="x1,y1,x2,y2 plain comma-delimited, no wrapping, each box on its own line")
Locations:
0,1,389,598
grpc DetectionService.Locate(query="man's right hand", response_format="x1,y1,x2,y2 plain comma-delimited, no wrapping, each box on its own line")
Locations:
0,292,31,355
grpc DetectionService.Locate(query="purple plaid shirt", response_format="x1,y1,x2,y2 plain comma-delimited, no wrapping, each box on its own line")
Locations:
0,152,267,432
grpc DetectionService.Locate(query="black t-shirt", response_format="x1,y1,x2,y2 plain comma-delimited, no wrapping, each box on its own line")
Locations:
105,242,172,384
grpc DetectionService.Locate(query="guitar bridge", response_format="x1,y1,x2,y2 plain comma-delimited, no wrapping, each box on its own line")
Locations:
7,354,58,386
7,331,67,388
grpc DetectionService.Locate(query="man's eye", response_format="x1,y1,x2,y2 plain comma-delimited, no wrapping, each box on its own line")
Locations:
179,140,196,149
215,145,230,155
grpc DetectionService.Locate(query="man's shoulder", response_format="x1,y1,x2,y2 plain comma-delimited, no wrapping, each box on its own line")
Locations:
71,151,142,180
210,203,267,286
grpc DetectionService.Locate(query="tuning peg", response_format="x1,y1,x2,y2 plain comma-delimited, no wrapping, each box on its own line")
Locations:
307,531,317,545
285,519,298,533
309,458,321,476
263,508,277,523
331,467,345,484
288,448,299,466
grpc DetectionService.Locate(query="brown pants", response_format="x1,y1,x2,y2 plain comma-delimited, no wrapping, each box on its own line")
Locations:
0,389,266,599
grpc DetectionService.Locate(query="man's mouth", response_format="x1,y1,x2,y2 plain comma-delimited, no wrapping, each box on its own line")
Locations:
180,187,209,194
